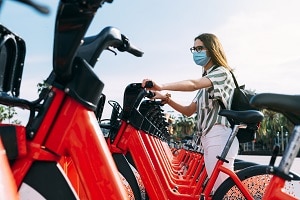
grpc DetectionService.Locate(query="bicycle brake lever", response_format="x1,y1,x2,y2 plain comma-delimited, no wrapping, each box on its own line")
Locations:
107,47,117,55
146,91,155,98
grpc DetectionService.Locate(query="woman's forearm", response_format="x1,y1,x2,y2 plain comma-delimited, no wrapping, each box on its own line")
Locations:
161,78,211,91
167,98,196,117
161,80,196,91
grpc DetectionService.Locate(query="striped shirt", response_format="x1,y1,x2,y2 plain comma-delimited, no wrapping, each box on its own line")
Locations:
193,66,235,136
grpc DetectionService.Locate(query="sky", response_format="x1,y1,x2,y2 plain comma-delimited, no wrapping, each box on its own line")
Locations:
1,0,300,124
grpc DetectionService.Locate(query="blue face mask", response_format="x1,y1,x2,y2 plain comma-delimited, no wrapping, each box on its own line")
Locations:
193,50,211,67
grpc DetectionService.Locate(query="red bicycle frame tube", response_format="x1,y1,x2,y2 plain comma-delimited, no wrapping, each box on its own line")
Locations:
11,87,129,200
202,161,254,199
111,121,203,199
262,175,298,200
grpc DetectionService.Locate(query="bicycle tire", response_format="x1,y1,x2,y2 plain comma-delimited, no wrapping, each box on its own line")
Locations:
234,159,258,171
213,165,300,199
19,161,77,200
113,153,147,200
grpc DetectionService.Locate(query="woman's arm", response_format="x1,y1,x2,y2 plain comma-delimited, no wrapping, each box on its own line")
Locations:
142,77,212,92
167,98,197,117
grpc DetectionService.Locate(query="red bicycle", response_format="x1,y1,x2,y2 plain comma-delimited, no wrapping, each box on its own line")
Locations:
102,82,265,199
0,0,144,199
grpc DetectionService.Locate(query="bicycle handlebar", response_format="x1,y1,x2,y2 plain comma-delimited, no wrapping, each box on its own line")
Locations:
117,34,144,57
77,26,143,67
144,81,154,88
12,0,50,14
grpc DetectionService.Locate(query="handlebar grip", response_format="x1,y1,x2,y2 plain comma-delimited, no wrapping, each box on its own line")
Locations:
144,81,153,88
117,34,144,57
147,91,155,98
127,43,144,57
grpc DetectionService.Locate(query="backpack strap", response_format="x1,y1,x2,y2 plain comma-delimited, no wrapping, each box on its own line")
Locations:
209,66,238,109
217,99,226,109
229,71,239,89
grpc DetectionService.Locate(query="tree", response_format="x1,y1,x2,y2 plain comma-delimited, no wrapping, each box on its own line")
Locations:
0,105,21,124
173,114,196,141
256,109,293,151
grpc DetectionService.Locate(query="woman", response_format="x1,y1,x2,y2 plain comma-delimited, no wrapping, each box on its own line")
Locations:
142,33,239,190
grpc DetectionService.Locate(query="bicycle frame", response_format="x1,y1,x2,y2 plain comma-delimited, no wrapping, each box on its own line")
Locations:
10,86,129,199
0,0,145,199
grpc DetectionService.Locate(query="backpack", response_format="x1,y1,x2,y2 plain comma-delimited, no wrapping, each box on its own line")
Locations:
214,68,259,143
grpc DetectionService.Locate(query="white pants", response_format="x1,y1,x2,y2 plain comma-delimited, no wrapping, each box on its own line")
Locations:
201,124,239,190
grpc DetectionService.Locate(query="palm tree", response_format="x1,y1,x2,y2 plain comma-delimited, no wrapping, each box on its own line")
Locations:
173,114,196,141
256,109,293,151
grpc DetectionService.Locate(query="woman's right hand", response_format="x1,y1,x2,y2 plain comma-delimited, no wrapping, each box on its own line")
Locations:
152,91,164,100
142,79,162,91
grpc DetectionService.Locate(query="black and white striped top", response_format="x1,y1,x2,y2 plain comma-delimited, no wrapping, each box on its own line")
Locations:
193,66,235,136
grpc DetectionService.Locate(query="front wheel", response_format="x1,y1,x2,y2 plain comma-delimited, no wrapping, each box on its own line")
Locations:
213,165,300,199
19,161,77,200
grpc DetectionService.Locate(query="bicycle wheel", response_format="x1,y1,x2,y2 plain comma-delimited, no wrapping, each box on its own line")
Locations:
19,161,77,200
213,165,300,199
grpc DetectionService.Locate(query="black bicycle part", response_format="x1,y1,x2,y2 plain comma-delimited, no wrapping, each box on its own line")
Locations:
233,159,258,171
113,153,144,200
117,34,143,57
250,93,300,125
144,81,153,88
77,26,143,68
0,24,25,97
218,109,264,125
122,83,149,121
22,161,76,199
94,93,106,121
14,0,50,14
107,100,122,142
53,0,110,83
269,144,280,166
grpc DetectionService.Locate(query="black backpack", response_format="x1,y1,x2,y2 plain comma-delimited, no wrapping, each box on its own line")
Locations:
211,67,259,143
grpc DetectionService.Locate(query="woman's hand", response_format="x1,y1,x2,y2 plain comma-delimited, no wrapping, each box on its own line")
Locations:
152,91,165,100
142,79,162,91
152,91,171,105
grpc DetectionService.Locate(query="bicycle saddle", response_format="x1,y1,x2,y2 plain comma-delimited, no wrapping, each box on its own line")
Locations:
250,93,300,125
218,110,264,124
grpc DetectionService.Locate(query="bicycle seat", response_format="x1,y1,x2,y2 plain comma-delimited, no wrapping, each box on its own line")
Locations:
250,93,300,125
218,110,264,124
